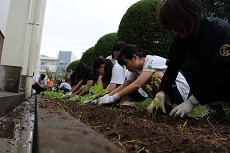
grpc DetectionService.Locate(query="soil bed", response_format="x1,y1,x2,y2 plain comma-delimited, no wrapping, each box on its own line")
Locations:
39,96,230,153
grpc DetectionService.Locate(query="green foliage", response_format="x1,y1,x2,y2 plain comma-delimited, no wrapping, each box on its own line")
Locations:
145,65,159,99
202,0,230,22
57,67,66,81
118,0,172,58
80,46,95,67
135,97,152,108
146,84,152,92
67,60,80,71
88,84,108,95
92,32,118,64
143,65,162,115
152,94,163,115
80,32,117,67
45,67,55,79
79,84,108,104
187,105,209,118
43,84,108,106
43,90,66,100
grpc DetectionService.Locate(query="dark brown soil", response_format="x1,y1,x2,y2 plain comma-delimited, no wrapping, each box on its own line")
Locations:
39,96,230,153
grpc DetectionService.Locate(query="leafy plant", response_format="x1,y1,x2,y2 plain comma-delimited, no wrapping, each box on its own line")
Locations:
142,65,162,115
78,84,108,105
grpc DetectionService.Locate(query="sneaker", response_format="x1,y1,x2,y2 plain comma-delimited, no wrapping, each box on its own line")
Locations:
195,110,227,120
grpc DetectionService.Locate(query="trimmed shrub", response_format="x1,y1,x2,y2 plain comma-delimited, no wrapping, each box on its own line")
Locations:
118,0,172,58
93,32,118,61
67,59,80,71
80,46,95,67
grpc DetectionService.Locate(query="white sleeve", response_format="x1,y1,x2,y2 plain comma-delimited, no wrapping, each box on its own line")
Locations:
35,75,39,82
110,64,126,84
59,83,64,88
127,71,137,82
142,55,167,72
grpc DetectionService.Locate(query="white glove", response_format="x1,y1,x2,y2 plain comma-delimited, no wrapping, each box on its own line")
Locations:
70,95,79,101
97,94,109,103
84,97,91,103
169,95,199,118
84,95,95,103
146,92,166,114
91,99,97,104
98,93,120,105
68,92,73,96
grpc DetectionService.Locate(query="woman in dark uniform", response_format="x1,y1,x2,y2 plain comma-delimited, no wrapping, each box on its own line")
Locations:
154,0,230,119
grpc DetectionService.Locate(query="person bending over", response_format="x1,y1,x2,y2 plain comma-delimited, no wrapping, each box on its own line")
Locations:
155,0,230,118
98,44,190,114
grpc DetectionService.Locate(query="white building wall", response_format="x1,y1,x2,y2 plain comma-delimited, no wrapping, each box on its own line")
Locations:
1,0,31,67
70,52,77,62
0,0,10,36
0,0,47,96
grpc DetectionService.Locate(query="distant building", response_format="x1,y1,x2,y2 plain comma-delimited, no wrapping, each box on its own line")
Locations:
38,51,77,80
56,51,77,79
38,54,58,76
0,0,47,96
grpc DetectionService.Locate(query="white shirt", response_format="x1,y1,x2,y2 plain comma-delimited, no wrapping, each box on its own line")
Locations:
33,75,47,86
106,55,116,64
127,55,190,100
66,71,73,79
109,61,129,85
59,83,72,90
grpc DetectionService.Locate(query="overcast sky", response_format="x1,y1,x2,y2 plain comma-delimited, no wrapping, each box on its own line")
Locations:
40,0,140,59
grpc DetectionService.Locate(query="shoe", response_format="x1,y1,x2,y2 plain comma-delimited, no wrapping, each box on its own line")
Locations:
195,110,227,120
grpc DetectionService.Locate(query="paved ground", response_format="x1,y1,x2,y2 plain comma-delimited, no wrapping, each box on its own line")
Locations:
35,95,126,153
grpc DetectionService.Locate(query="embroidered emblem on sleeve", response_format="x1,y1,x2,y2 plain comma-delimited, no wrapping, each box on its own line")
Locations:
220,44,230,56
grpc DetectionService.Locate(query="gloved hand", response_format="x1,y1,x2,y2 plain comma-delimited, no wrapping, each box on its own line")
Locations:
91,99,98,104
98,93,120,105
169,95,199,118
70,95,79,101
67,92,73,97
146,92,166,114
84,95,95,103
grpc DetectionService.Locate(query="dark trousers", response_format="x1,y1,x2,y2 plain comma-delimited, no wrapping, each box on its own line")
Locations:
182,59,230,103
167,82,184,104
59,87,70,93
32,83,46,94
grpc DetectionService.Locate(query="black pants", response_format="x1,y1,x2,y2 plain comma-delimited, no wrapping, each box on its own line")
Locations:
129,89,147,102
32,83,46,94
182,59,230,103
59,87,70,93
167,82,184,104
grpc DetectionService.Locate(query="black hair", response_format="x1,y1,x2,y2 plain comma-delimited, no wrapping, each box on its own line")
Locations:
93,58,106,71
157,0,202,35
101,59,114,83
75,62,92,82
117,44,153,66
70,71,77,86
112,41,126,59
40,74,46,80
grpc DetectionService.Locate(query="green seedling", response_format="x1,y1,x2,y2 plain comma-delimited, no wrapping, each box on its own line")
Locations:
144,65,163,115
152,94,163,115
78,84,108,105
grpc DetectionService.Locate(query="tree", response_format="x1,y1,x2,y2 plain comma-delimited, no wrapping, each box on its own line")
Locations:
80,46,95,67
202,0,230,22
117,0,172,58
92,32,117,64
68,59,80,71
